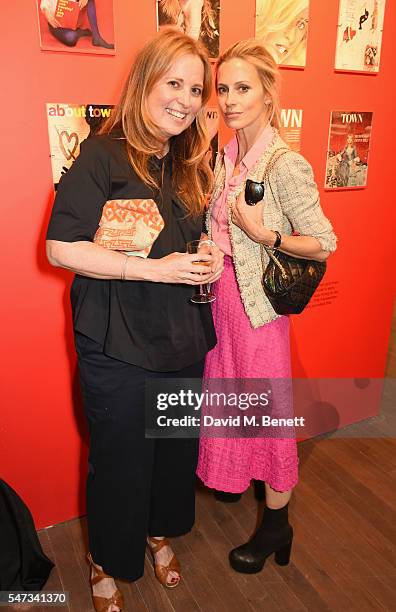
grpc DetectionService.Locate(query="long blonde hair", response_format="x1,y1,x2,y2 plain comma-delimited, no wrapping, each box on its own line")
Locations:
216,39,281,130
159,0,217,40
101,29,213,216
255,0,309,66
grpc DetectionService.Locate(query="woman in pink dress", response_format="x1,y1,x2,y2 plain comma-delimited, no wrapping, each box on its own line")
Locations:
196,39,337,573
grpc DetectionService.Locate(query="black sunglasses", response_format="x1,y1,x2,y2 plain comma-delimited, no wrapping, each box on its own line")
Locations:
245,179,265,206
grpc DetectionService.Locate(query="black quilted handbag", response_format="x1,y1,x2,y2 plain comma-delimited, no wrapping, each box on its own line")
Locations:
260,245,326,314
252,148,326,315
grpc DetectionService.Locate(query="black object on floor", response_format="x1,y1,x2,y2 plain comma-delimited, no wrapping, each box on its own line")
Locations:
0,479,54,590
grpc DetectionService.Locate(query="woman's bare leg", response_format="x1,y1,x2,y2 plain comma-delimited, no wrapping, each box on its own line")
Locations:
265,484,292,508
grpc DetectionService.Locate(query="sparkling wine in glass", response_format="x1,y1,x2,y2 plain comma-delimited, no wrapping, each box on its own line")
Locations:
187,239,216,304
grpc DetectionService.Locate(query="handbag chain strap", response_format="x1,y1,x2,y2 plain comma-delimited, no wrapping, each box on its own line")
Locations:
260,243,288,279
258,148,291,279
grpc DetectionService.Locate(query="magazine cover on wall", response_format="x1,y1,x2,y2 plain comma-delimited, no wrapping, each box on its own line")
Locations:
37,0,115,55
255,0,310,68
46,103,114,188
335,0,386,73
156,0,220,59
279,108,303,151
205,105,219,168
325,110,373,189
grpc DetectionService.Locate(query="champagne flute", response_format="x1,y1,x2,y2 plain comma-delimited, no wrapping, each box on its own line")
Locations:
187,239,216,304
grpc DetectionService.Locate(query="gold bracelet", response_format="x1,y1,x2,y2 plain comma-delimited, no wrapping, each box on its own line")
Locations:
120,253,129,281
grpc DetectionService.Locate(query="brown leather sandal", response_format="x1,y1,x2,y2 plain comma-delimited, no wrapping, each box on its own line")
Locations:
87,552,124,612
147,537,181,588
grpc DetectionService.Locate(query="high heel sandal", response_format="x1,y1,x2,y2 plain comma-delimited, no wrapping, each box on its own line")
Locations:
147,537,181,588
87,552,124,612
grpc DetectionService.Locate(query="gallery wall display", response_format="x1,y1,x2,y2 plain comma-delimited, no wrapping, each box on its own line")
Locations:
325,110,373,189
335,0,386,73
156,0,220,58
279,108,303,151
46,102,114,187
205,106,219,167
255,0,310,68
47,103,219,184
37,0,115,54
8,0,394,533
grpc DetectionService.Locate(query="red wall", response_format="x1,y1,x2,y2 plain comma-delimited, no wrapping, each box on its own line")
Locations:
1,1,395,529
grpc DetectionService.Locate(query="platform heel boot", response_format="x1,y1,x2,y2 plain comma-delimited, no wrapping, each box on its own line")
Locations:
229,503,293,573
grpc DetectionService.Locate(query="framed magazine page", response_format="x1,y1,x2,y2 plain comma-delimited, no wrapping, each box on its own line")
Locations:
46,102,114,189
279,108,303,152
156,0,220,59
335,0,386,73
205,106,219,169
255,0,310,69
325,110,373,190
37,0,115,55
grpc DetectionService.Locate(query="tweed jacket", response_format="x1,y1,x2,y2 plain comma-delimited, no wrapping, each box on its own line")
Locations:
206,129,337,329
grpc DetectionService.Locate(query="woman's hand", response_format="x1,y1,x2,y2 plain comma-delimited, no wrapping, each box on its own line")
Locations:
46,240,224,283
148,252,218,285
200,236,225,282
207,242,224,282
230,191,330,260
231,191,274,245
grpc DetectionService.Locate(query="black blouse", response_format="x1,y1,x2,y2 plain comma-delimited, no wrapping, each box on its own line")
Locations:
46,134,216,371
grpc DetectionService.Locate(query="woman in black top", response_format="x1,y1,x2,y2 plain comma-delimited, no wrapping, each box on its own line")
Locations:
46,29,223,611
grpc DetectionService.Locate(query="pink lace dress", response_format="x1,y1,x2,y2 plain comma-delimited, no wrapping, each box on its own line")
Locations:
196,127,299,493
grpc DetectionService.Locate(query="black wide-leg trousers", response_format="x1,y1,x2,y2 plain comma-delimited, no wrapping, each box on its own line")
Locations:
75,332,203,581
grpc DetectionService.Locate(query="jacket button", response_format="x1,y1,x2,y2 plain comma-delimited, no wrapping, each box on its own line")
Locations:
239,260,245,266
249,300,256,307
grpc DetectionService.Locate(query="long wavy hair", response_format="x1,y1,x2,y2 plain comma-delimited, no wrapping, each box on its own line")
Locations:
159,0,217,40
100,29,213,216
255,0,309,66
216,39,281,130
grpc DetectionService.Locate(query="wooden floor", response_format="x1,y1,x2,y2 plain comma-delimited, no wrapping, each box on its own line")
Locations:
16,303,396,612
32,434,396,612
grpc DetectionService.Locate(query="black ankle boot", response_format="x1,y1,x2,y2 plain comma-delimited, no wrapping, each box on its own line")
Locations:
253,479,265,501
229,503,293,573
214,490,242,503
